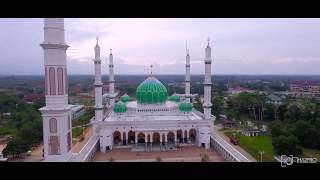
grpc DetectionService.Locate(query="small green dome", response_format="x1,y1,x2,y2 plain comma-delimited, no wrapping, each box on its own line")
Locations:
121,93,131,103
114,101,127,113
179,102,193,112
168,95,180,102
136,75,168,104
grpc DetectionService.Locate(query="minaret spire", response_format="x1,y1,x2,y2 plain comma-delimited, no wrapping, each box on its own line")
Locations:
108,48,115,106
185,42,191,103
96,37,99,46
203,38,213,120
40,18,72,162
93,37,103,123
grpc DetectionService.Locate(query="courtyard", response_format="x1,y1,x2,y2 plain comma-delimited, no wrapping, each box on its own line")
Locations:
93,145,225,162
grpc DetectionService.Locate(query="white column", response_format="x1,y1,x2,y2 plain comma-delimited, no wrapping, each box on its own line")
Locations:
186,130,189,143
94,38,103,122
135,133,138,147
109,50,115,106
40,18,72,162
164,133,168,149
203,39,213,120
185,49,191,103
150,133,153,151
182,130,185,143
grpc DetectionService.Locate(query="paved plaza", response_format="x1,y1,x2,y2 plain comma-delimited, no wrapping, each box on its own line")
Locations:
93,146,225,162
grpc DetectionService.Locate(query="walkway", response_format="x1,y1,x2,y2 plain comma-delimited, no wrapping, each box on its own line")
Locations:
214,124,257,162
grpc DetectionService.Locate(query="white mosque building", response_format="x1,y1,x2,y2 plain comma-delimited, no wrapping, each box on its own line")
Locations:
40,18,250,162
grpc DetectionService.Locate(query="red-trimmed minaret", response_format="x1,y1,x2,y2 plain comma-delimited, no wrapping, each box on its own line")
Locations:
40,18,72,162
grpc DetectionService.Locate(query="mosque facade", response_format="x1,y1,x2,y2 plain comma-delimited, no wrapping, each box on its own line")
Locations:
40,18,250,162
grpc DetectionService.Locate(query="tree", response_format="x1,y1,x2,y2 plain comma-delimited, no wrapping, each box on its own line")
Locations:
193,96,203,113
156,157,162,162
272,135,303,156
212,96,224,118
2,137,29,157
286,103,302,122
269,121,285,137
292,120,320,149
201,154,210,162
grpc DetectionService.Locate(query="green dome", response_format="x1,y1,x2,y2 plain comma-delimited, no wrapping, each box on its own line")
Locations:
121,93,131,103
179,102,193,112
114,101,127,113
168,95,180,102
136,75,168,104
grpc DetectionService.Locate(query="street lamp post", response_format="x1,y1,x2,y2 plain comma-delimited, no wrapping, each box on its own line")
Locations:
259,150,264,162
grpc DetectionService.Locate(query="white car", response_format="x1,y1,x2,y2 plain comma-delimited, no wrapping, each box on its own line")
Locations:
0,153,8,162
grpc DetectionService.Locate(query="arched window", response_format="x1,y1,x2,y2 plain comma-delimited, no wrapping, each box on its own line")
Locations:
45,67,48,95
64,68,68,94
57,67,64,95
48,135,60,155
67,132,71,151
49,118,57,133
49,67,56,95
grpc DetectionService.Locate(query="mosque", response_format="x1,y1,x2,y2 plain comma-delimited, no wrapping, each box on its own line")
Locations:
40,18,250,162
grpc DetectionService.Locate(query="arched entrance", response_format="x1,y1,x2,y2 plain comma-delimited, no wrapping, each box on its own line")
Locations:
123,132,127,145
184,130,188,142
113,131,121,145
162,134,165,145
147,134,151,143
177,130,183,143
152,132,160,145
189,128,196,143
128,131,135,144
137,132,145,143
167,131,174,144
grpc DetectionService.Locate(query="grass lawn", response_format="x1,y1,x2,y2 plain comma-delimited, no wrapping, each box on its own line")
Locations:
225,131,275,162
72,127,84,138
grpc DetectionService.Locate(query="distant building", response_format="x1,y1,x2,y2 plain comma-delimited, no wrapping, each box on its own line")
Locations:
2,112,11,117
242,126,260,137
267,94,283,105
23,94,42,103
222,117,236,129
290,81,320,97
71,105,86,120
69,86,82,94
227,86,254,95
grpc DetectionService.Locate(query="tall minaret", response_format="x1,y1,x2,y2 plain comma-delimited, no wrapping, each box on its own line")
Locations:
40,18,72,162
203,38,213,120
94,37,103,122
108,49,115,106
185,43,191,103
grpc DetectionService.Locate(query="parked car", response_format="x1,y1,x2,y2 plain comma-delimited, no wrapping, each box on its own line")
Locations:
0,153,8,162
230,137,239,145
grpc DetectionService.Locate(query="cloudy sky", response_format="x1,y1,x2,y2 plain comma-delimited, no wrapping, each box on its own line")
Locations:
0,18,320,75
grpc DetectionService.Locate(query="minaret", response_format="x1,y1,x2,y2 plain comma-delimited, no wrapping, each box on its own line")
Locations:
108,49,115,106
203,38,213,120
40,18,72,162
94,37,103,122
185,43,191,103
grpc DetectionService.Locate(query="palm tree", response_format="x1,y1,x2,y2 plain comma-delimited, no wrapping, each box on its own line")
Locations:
156,157,162,162
201,154,210,162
